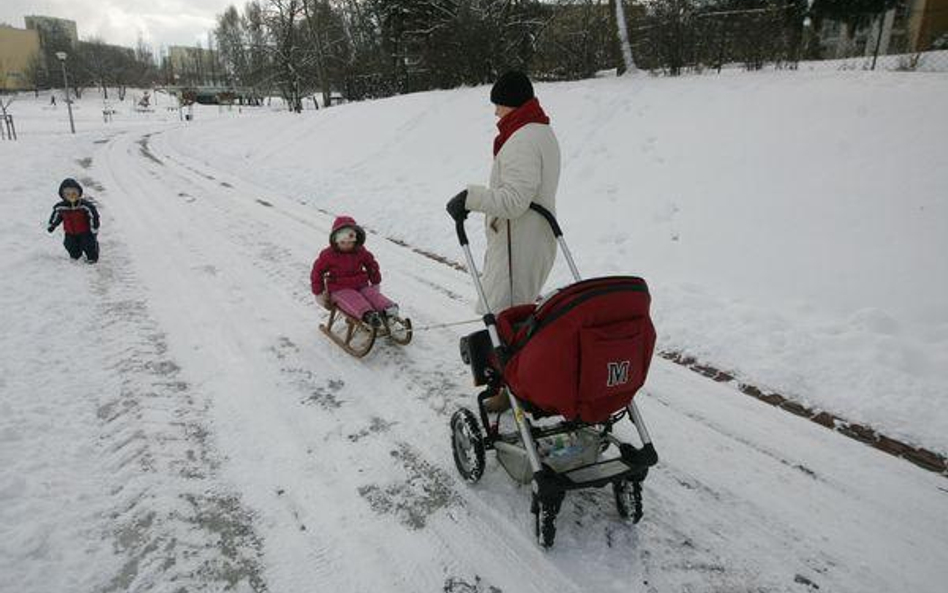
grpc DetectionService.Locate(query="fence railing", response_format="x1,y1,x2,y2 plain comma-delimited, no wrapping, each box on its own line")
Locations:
1,114,16,141
624,4,948,75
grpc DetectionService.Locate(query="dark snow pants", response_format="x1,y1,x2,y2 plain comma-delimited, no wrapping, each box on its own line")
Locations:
64,232,99,262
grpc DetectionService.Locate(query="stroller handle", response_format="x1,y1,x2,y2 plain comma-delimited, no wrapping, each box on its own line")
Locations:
453,201,582,317
527,203,564,238
525,204,581,280
454,203,562,246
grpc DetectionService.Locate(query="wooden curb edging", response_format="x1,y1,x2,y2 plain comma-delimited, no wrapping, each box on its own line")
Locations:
659,351,948,478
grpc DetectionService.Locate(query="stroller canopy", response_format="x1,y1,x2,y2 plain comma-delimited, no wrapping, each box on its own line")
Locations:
497,276,656,423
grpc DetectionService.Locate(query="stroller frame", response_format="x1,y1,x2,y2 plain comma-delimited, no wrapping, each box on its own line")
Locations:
451,203,658,547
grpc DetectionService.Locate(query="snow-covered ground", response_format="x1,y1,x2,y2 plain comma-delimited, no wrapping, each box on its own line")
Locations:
1,72,947,593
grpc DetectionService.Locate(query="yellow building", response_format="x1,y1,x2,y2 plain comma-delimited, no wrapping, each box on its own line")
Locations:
0,24,41,90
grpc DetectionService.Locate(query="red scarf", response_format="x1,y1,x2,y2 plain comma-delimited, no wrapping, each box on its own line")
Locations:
493,98,550,156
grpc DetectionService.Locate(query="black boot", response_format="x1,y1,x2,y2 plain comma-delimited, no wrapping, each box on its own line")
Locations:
362,311,383,328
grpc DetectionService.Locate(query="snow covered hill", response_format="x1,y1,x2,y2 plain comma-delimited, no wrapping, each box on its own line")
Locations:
1,72,947,593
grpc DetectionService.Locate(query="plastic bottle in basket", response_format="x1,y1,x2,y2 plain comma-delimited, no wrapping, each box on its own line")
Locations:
548,433,583,460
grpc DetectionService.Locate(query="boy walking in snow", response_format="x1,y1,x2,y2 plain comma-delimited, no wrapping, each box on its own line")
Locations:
47,178,100,263
311,216,398,327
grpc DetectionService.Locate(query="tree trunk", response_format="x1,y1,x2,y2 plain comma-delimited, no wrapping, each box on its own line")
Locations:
610,0,638,75
302,0,333,108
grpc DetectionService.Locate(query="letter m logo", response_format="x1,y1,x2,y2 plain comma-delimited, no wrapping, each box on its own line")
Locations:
606,361,631,388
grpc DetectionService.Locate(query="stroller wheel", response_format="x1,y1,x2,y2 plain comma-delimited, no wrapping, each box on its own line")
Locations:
532,492,561,549
613,478,644,523
451,408,485,483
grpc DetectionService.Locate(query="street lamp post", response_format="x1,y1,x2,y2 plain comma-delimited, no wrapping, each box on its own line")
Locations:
55,52,76,134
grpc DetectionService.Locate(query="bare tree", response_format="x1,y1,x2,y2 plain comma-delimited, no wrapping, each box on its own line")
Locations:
76,38,116,98
217,5,251,87
532,1,614,80
0,95,14,117
264,0,309,111
121,36,160,98
301,0,333,106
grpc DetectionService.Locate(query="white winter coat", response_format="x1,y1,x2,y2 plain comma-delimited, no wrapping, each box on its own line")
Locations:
466,123,561,313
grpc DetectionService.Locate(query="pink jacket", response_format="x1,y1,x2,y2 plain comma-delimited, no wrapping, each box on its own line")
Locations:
310,216,381,296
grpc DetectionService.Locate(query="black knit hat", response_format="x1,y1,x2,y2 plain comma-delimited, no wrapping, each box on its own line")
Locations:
490,71,534,108
58,178,83,199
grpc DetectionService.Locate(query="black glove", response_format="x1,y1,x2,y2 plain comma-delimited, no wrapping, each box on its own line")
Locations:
446,190,469,222
47,225,55,233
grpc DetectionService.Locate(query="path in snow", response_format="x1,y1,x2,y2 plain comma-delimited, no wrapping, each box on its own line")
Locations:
1,132,265,593
66,124,948,592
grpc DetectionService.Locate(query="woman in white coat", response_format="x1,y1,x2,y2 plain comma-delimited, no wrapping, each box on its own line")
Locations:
447,71,561,314
447,71,561,412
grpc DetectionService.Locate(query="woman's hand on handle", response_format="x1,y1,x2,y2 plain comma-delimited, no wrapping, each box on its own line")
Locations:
446,190,469,222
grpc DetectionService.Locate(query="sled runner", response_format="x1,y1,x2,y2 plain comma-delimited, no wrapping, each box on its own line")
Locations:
320,304,413,358
449,203,659,549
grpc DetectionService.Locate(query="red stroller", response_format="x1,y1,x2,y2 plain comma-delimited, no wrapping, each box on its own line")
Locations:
449,203,658,548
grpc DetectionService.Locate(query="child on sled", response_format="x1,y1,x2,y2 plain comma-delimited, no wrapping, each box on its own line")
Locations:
310,216,398,327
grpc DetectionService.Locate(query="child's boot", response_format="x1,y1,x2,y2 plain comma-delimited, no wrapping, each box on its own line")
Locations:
362,311,383,328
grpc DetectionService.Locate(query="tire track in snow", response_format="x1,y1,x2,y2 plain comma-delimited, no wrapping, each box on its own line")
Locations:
76,168,268,592
647,390,823,482
659,352,948,477
102,132,383,591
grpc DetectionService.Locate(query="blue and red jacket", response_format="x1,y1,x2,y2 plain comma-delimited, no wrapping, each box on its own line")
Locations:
48,178,99,235
48,199,100,234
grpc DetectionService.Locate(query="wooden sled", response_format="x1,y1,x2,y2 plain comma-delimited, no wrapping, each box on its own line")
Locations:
319,305,413,358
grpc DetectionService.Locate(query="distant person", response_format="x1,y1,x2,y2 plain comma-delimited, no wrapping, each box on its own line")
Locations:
446,70,561,412
311,215,399,327
47,178,99,263
50,95,56,106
